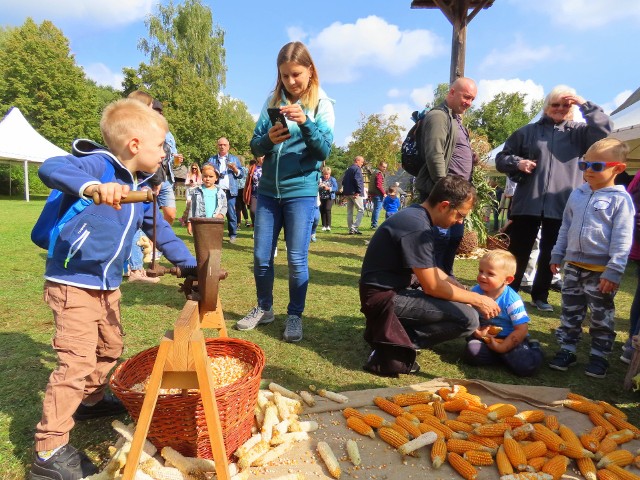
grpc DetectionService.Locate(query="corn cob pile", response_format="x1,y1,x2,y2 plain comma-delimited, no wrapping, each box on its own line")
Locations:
342,386,640,480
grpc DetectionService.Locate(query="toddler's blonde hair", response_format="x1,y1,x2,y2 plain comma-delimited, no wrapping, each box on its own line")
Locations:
480,249,517,277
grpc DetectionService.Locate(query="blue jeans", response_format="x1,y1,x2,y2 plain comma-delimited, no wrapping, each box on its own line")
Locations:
433,222,464,275
312,206,320,235
129,230,145,270
225,190,237,237
371,195,383,228
157,180,176,208
254,195,316,316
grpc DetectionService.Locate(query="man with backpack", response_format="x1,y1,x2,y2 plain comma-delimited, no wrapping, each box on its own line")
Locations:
414,77,477,276
369,161,387,229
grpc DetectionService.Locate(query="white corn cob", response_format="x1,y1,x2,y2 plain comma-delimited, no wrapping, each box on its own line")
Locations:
299,390,316,406
261,403,279,443
309,385,349,403
269,382,303,402
253,441,295,466
289,420,318,432
111,420,157,460
236,440,270,471
270,431,309,446
397,431,438,456
317,441,342,479
346,439,361,466
235,433,262,459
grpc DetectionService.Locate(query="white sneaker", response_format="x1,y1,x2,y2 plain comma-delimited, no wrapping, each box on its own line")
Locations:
236,306,275,331
274,247,278,257
322,226,327,231
283,315,303,342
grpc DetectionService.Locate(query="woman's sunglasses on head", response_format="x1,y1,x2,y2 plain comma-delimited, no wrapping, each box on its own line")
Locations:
578,160,622,172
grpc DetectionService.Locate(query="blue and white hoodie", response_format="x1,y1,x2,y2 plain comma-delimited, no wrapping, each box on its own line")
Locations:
550,183,635,284
251,88,335,199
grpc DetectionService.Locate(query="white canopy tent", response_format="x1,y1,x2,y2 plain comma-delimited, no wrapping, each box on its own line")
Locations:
609,99,640,163
0,107,68,201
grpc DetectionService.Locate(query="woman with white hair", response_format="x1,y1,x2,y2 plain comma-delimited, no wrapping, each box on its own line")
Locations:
496,85,612,312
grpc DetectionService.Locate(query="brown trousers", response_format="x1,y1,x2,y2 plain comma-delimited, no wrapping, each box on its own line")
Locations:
35,282,124,450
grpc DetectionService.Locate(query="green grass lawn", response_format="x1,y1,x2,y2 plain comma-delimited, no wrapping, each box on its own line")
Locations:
0,196,638,478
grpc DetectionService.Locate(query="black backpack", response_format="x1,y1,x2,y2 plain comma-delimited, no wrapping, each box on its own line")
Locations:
400,109,428,176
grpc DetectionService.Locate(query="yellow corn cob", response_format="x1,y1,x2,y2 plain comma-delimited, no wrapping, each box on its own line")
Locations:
501,416,526,429
418,422,445,439
563,399,606,415
399,411,421,424
431,437,447,468
448,452,478,480
378,426,410,450
541,454,569,480
543,415,560,433
596,469,624,480
595,437,619,461
445,419,474,433
473,422,512,437
500,474,554,480
488,404,519,421
532,424,565,452
446,438,494,455
436,386,454,399
591,425,609,441
604,414,640,438
488,402,508,412
512,423,535,441
581,432,602,453
577,457,598,480
567,392,592,402
346,416,375,439
515,410,546,423
634,455,640,469
528,456,548,471
396,416,421,439
497,444,515,476
604,429,635,445
466,434,500,451
457,410,489,425
361,413,391,429
389,391,433,406
589,412,618,434
463,450,494,466
598,401,628,420
432,400,447,421
316,441,341,479
522,440,548,460
374,396,404,417
443,398,470,412
408,403,434,414
342,407,365,420
397,431,438,457
465,404,491,415
422,414,450,430
390,423,410,439
448,390,485,407
605,464,640,480
345,439,360,466
559,424,592,458
597,450,635,468
504,430,529,471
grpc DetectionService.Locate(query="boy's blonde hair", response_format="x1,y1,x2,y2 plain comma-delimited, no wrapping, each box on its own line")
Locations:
201,164,218,177
321,166,331,174
100,99,168,154
585,137,629,163
481,249,517,277
127,90,154,107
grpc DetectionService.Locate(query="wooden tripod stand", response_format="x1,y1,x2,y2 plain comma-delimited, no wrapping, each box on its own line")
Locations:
122,217,230,479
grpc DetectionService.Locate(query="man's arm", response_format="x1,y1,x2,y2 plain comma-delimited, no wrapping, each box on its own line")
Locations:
420,110,450,182
413,266,500,319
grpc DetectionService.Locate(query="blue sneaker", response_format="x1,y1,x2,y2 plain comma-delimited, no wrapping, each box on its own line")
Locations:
585,355,609,379
548,349,577,371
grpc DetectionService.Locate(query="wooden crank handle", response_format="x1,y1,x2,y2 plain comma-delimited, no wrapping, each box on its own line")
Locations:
92,189,154,205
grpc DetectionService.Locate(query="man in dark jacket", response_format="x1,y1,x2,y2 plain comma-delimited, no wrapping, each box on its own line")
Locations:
370,161,388,229
342,155,365,234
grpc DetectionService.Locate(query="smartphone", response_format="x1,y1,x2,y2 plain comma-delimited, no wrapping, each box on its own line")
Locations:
267,107,289,133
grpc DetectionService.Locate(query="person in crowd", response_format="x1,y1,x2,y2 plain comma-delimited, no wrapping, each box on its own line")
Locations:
310,194,321,243
205,137,245,243
151,99,183,225
360,175,500,376
548,138,634,378
369,161,387,229
622,167,640,364
185,163,202,190
185,164,227,235
414,78,478,276
382,185,401,219
235,156,251,228
243,156,264,228
319,166,338,231
30,99,197,480
236,41,334,343
342,155,365,235
462,250,543,376
496,85,613,312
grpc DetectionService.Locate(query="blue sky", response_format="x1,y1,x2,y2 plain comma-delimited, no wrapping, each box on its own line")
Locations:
1,0,639,148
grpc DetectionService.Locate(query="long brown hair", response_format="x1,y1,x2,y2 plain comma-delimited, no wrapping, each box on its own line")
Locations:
270,41,320,110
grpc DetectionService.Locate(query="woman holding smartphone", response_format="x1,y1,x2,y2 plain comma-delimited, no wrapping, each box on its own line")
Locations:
236,41,335,342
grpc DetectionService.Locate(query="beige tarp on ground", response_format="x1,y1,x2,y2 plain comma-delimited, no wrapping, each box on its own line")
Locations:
246,378,640,479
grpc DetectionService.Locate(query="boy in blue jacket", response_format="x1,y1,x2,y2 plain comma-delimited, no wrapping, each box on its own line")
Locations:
30,99,197,480
548,138,634,379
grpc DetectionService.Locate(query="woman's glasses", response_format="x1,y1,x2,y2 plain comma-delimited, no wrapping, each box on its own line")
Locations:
578,161,622,172
550,103,571,109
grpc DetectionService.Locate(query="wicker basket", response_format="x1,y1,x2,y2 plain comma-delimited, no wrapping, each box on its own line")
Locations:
486,232,510,251
109,337,265,459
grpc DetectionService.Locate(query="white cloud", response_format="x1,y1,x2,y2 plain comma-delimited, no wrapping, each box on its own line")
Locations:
479,36,559,74
511,0,640,29
387,88,402,98
286,26,307,43
83,63,124,90
307,15,444,83
601,89,634,114
475,79,545,110
0,0,153,27
410,84,435,109
381,103,420,137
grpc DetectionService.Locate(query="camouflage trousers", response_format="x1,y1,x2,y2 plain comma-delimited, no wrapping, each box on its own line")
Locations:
555,263,616,356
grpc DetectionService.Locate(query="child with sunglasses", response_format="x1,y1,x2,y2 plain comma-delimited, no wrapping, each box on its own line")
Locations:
548,138,634,378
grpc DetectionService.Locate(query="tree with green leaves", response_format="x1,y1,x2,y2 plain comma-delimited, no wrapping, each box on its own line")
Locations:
346,113,403,172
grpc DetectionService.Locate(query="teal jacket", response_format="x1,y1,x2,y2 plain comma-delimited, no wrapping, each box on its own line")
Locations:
251,89,335,198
